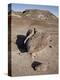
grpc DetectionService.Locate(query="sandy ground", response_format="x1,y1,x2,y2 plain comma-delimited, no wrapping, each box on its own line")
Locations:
8,11,58,76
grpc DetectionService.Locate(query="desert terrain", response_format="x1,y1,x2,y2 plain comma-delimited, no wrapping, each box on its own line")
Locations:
8,9,58,76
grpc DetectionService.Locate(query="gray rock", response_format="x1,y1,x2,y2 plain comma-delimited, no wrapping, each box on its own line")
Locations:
25,28,48,54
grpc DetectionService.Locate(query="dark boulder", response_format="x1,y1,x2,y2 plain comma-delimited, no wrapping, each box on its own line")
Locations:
31,61,42,71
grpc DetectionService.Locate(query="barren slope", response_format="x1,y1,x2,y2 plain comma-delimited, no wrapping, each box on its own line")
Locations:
8,10,58,76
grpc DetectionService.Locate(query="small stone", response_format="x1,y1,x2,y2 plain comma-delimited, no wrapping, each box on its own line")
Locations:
50,40,52,42
49,46,52,48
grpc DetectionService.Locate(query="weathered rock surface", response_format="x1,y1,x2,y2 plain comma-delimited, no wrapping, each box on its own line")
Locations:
25,29,49,54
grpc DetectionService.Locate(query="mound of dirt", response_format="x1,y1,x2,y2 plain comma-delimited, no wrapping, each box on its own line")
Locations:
25,28,49,53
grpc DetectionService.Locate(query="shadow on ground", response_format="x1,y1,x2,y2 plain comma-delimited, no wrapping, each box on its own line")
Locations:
16,35,27,53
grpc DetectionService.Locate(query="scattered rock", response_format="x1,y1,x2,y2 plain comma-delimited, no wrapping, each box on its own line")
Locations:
49,45,52,48
50,40,52,42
